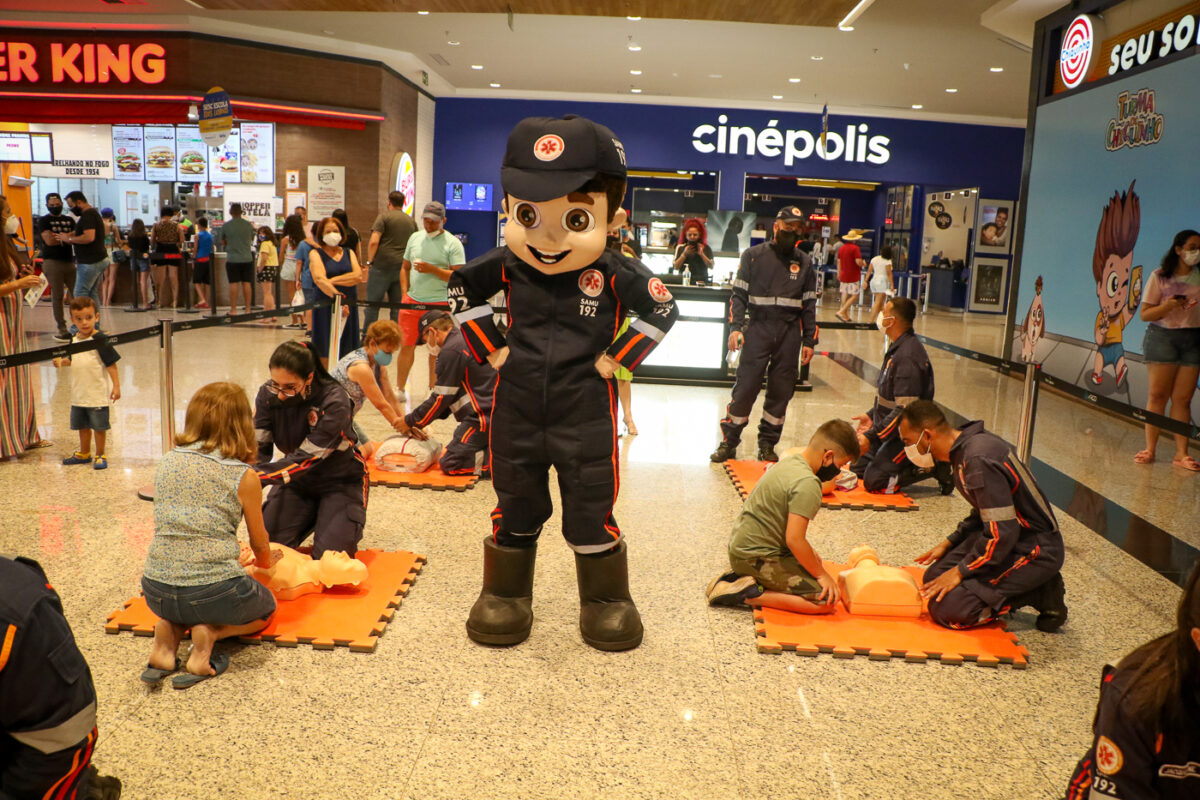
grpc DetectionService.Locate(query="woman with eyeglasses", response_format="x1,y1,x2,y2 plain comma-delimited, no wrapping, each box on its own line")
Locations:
253,340,368,557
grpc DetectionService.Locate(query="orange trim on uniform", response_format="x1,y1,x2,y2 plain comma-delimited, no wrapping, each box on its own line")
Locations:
967,521,1000,571
989,545,1040,585
614,331,645,362
892,450,907,464
1004,462,1020,491
0,624,15,674
1066,757,1092,800
45,727,96,800
465,319,497,353
462,368,485,429
606,379,621,527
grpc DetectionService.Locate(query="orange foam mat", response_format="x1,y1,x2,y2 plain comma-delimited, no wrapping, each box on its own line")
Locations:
752,561,1028,668
104,549,425,653
367,443,478,491
722,460,918,511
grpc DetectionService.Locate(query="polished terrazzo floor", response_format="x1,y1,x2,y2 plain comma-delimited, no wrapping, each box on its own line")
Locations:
2,299,1192,799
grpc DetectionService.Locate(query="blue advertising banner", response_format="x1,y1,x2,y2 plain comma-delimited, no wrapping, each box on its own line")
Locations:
199,86,233,148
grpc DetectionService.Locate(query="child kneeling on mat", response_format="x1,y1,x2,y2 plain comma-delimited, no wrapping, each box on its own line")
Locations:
706,419,859,612
140,381,280,689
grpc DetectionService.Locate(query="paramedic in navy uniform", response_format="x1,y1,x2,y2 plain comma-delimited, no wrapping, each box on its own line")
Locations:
447,115,678,652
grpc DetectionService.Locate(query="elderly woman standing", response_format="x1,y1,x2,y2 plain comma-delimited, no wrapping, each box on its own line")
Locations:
0,195,50,456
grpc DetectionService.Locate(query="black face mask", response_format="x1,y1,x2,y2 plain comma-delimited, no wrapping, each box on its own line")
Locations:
772,230,801,255
816,459,841,482
67,205,79,216
48,204,63,216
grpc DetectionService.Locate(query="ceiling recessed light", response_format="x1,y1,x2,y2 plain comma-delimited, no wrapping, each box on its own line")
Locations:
322,29,335,35
990,66,1004,72
945,88,957,93
772,95,783,100
709,73,723,79
630,88,642,93
471,64,483,70
417,9,429,14
489,82,501,88
911,104,923,109
626,15,641,21
788,77,801,83
628,44,642,51
447,40,461,46
811,56,824,61
838,26,854,32
629,69,642,75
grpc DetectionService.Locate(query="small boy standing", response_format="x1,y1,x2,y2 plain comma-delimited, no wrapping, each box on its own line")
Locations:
56,297,120,470
192,216,214,310
706,419,860,612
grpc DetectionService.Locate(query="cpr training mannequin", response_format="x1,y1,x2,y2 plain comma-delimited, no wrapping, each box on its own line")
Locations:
240,542,367,601
838,545,922,618
446,115,679,651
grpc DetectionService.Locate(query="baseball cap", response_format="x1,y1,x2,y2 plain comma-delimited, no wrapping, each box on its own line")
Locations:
417,309,452,341
776,205,804,222
501,115,627,203
422,201,446,222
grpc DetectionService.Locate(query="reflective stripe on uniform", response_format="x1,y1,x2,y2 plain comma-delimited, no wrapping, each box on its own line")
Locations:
802,291,819,301
875,396,896,408
980,505,1017,523
431,384,458,395
10,701,97,755
726,414,749,424
453,304,493,323
298,438,332,459
451,395,470,412
762,411,785,425
732,279,749,290
894,396,919,405
748,295,807,308
630,317,666,342
255,428,273,442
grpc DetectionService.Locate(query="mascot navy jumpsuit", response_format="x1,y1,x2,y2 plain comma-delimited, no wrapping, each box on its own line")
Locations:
254,379,368,558
1,557,100,799
448,246,678,554
405,327,497,476
719,243,818,450
1068,647,1200,800
852,329,936,492
922,421,1064,628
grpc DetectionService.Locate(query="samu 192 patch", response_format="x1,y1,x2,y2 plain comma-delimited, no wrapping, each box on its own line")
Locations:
1096,735,1124,776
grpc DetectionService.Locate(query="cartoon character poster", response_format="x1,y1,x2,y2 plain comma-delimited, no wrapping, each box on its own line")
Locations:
1088,182,1142,387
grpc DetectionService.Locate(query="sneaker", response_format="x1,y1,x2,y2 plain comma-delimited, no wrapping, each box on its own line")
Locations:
93,456,108,470
709,442,738,463
707,574,763,607
705,570,740,600
62,451,92,465
757,444,779,462
54,330,72,342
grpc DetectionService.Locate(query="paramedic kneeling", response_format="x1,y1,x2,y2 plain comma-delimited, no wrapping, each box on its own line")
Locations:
900,400,1068,632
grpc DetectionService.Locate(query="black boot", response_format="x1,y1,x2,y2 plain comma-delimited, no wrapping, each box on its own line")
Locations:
710,441,738,462
1033,573,1068,633
466,537,537,646
757,443,779,462
575,542,643,651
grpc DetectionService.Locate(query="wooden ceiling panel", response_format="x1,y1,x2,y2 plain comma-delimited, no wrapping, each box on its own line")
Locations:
189,0,858,27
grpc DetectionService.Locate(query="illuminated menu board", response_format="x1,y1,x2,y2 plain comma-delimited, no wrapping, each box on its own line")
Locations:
209,127,241,184
144,125,176,181
106,124,275,184
0,132,54,163
111,125,145,180
174,126,208,182
239,123,274,184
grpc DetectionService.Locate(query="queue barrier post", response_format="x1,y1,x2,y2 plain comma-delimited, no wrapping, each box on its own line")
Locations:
138,317,177,502
1016,361,1039,464
328,294,343,366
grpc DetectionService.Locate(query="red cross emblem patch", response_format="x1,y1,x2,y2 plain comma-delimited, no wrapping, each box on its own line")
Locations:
579,268,604,297
1096,736,1123,775
534,134,565,162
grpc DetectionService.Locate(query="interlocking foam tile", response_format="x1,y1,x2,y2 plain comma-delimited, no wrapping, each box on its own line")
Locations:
104,549,425,653
752,561,1028,668
367,443,478,491
722,460,917,511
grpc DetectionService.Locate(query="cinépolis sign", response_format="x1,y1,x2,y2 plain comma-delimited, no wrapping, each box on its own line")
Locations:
690,114,891,167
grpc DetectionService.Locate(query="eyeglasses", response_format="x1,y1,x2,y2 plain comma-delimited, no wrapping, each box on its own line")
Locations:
266,380,304,398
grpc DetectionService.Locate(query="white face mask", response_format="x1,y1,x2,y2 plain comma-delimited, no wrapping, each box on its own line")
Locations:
322,232,342,247
4,215,18,235
1182,249,1200,267
427,343,440,356
904,431,935,469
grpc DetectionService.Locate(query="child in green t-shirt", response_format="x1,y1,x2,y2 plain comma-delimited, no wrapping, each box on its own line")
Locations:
707,419,859,613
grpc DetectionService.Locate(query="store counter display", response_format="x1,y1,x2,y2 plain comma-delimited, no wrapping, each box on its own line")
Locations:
637,284,732,382
923,263,968,311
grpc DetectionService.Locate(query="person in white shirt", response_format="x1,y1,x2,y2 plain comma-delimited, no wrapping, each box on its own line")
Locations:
866,245,895,323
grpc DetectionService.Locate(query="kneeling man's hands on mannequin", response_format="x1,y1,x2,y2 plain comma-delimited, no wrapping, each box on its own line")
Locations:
486,346,510,371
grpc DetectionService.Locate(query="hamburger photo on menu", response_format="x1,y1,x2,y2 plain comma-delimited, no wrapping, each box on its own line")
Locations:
180,150,206,175
147,147,174,169
116,151,141,173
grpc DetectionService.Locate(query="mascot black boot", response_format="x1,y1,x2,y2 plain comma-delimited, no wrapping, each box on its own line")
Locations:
575,542,643,651
467,537,537,646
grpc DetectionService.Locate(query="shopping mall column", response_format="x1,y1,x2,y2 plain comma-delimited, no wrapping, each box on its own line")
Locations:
447,115,678,651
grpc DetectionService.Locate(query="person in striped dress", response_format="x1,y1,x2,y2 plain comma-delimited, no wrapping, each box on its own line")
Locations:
0,194,50,457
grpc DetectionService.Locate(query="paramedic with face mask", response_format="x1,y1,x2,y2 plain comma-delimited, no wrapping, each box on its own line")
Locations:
899,400,1068,632
849,296,951,494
